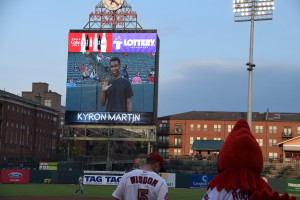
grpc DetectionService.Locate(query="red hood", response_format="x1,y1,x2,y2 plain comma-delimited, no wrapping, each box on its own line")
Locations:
208,119,271,193
218,119,263,174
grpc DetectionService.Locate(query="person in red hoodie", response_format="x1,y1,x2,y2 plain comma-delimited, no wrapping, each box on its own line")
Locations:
202,119,295,200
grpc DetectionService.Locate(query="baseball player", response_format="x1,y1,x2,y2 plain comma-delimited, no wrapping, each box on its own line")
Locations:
112,152,168,200
74,175,84,195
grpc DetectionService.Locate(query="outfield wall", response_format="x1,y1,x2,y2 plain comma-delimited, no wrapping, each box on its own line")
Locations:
0,169,299,196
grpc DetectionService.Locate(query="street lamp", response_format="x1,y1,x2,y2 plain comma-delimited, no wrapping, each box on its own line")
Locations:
233,0,274,129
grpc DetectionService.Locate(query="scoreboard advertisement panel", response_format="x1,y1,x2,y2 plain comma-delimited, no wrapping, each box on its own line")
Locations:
65,30,159,125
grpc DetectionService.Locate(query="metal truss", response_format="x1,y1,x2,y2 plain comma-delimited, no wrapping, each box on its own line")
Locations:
61,125,156,142
83,0,142,30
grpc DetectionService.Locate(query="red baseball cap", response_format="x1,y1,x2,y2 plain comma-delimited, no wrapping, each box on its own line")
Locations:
147,152,164,166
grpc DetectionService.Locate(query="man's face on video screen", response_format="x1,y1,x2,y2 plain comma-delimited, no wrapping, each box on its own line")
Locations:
110,61,120,77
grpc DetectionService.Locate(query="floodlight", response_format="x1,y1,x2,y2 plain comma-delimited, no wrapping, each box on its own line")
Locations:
232,0,275,128
233,0,274,22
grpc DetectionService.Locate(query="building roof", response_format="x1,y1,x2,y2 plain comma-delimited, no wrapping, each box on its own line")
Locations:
159,111,300,122
191,140,224,151
0,90,58,113
278,136,300,146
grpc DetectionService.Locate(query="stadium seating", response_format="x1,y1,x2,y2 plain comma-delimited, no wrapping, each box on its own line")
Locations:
67,52,156,85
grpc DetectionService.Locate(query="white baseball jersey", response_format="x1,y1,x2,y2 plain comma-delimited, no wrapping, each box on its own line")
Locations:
112,169,168,200
78,176,83,186
202,187,252,200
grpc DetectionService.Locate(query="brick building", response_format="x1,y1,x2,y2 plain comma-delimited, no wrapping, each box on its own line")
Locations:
22,82,65,128
22,82,62,112
0,90,60,163
155,111,300,160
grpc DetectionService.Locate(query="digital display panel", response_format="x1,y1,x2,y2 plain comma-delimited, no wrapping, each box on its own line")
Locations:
65,31,159,125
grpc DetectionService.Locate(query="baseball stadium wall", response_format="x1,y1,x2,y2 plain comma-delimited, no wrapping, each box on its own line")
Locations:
0,168,299,196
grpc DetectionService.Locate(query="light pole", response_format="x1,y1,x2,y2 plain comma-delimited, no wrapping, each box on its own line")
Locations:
233,0,274,129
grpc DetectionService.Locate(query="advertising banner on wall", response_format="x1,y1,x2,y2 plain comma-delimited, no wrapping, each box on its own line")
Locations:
0,169,30,184
39,162,58,170
83,175,122,185
159,173,176,188
285,179,300,196
66,30,158,125
190,175,215,189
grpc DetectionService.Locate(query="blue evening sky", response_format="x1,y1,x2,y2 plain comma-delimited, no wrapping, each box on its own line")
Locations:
0,0,299,116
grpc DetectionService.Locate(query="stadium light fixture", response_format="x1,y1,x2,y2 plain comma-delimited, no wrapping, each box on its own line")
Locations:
232,0,274,129
233,0,274,22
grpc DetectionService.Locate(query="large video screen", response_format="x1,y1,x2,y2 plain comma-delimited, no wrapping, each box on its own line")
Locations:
65,31,159,125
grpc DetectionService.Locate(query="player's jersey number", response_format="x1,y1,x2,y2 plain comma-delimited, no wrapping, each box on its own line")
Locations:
138,189,149,200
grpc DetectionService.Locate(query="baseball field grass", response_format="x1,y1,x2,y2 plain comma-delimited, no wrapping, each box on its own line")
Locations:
0,184,206,200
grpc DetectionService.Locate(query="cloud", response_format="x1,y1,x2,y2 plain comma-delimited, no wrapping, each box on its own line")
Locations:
157,25,180,37
157,59,300,116
159,74,184,85
173,60,243,72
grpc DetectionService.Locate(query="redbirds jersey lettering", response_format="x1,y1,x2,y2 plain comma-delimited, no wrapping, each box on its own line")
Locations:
130,176,158,187
232,190,251,200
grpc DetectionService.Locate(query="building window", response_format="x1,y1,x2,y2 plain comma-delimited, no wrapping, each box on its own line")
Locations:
203,137,207,140
214,125,221,133
228,125,234,132
159,136,169,143
19,132,22,145
255,126,263,133
7,105,10,110
27,127,30,145
174,124,182,133
190,137,194,145
269,126,277,134
159,149,169,156
174,149,181,156
10,131,13,144
283,127,292,137
214,138,221,140
190,124,194,132
175,137,182,146
15,132,18,145
158,122,167,131
197,137,200,140
197,124,201,131
5,130,8,143
190,150,193,154
268,139,277,147
269,152,278,159
45,100,52,107
203,124,208,132
298,127,300,134
256,139,263,147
